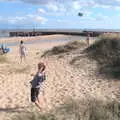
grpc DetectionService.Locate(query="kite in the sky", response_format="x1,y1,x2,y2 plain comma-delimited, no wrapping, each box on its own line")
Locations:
78,12,83,17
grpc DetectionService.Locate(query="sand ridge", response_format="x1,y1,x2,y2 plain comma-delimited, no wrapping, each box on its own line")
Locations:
0,35,119,120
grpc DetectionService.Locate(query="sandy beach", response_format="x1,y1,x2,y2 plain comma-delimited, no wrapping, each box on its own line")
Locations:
0,35,120,120
0,35,67,44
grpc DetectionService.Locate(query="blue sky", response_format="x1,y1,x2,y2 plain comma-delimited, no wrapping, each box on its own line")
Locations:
0,0,120,29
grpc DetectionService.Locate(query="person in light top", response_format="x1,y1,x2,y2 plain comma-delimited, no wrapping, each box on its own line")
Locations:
19,40,26,63
86,34,90,46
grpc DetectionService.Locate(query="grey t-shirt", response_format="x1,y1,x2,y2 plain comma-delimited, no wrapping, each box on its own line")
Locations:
31,73,44,88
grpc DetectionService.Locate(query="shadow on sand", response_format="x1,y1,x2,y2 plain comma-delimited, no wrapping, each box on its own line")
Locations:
0,106,30,113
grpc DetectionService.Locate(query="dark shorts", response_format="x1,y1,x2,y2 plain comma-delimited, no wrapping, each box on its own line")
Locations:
31,88,40,102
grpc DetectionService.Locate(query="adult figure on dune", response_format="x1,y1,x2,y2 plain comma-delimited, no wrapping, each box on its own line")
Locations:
19,40,26,63
86,34,90,46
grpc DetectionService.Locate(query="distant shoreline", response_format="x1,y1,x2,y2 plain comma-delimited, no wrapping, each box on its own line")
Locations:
0,35,65,44
1,29,120,38
0,35,96,47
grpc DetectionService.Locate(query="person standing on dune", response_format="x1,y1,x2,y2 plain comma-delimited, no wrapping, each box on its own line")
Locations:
19,40,26,63
86,34,90,46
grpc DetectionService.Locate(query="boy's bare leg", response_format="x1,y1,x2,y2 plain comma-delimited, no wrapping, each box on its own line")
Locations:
38,92,49,110
35,100,42,110
42,91,47,106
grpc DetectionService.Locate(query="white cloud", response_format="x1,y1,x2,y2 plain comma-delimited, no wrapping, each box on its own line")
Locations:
38,8,46,14
2,0,120,7
82,11,92,17
94,4,111,9
26,14,48,24
20,0,53,4
114,6,120,10
72,1,82,10
3,0,120,11
2,0,120,29
93,0,120,7
46,3,58,12
0,16,26,24
35,16,47,24
44,2,66,15
56,19,77,25
0,14,47,25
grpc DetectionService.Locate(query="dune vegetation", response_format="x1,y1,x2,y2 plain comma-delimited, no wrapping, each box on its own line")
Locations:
41,40,86,57
12,34,119,120
1,34,120,120
83,34,120,79
13,98,120,120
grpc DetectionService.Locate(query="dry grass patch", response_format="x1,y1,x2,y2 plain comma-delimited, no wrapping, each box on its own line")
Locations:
13,98,120,120
71,34,120,79
41,41,86,57
88,99,120,120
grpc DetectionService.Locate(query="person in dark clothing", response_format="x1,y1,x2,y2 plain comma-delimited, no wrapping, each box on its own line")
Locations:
30,62,46,110
1,44,10,54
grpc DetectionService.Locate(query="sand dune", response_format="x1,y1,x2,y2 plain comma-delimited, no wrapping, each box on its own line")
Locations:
0,36,119,120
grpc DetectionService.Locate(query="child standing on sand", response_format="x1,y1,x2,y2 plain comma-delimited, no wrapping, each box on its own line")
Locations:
30,62,46,110
19,40,26,63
